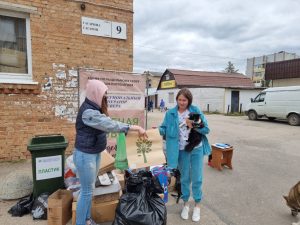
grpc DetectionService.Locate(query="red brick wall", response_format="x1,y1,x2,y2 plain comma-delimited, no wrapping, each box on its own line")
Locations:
0,0,133,161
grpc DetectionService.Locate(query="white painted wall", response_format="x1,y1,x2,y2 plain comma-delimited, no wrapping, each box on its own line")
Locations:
157,87,225,112
224,89,262,113
189,87,224,112
158,88,261,113
157,88,180,109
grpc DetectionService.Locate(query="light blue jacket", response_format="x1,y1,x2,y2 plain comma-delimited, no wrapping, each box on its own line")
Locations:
159,105,211,168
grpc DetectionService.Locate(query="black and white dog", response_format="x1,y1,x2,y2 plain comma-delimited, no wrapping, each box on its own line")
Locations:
184,113,204,152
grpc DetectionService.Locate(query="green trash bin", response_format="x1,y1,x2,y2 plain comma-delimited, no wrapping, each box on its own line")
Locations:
27,134,68,198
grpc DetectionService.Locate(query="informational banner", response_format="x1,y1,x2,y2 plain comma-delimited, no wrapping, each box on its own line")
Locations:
36,155,62,180
79,69,145,156
125,129,165,169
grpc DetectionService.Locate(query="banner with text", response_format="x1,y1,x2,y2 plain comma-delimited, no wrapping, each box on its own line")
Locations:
79,69,145,156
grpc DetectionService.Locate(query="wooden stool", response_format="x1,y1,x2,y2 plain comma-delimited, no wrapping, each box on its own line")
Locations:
211,145,233,171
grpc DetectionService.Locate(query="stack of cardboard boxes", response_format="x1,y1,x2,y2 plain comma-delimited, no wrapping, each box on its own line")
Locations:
47,150,174,225
47,151,126,225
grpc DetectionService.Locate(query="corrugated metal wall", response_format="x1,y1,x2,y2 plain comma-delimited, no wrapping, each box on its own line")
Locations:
265,58,300,80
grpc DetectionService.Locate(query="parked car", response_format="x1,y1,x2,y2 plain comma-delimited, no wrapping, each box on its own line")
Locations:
245,86,300,126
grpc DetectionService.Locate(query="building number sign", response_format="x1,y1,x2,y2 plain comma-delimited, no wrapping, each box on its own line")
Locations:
82,16,127,40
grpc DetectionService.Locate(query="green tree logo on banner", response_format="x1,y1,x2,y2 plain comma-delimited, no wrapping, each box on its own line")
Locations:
136,138,152,163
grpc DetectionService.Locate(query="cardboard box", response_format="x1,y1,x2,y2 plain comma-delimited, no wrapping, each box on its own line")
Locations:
92,199,119,223
72,202,76,225
93,190,122,204
114,170,125,190
72,200,119,225
99,150,115,175
73,179,122,203
48,189,73,225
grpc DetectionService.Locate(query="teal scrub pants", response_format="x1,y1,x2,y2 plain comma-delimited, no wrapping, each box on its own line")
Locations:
178,147,204,203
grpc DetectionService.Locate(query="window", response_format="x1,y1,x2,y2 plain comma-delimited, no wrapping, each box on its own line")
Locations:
168,92,174,104
254,93,266,102
0,8,33,83
254,72,261,77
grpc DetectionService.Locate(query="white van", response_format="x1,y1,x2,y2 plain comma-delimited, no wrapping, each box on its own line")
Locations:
245,86,300,126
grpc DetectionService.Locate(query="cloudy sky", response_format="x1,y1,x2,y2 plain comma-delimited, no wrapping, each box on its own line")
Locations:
133,0,300,74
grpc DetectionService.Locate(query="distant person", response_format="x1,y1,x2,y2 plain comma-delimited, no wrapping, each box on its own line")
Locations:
160,99,165,112
149,99,154,112
148,99,153,112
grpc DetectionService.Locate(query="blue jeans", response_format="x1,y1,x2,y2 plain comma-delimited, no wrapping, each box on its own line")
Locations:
73,149,101,225
178,147,204,203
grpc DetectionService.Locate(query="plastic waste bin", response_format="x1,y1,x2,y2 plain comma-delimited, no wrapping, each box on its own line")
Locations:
27,134,68,198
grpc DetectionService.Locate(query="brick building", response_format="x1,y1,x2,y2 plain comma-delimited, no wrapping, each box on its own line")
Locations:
0,0,133,161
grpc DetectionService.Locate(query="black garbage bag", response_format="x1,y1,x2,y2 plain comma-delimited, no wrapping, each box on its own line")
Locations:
8,194,34,217
113,170,167,225
31,192,49,220
124,170,163,194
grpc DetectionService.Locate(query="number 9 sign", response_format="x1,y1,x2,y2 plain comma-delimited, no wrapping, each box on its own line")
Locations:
112,22,127,40
116,26,122,34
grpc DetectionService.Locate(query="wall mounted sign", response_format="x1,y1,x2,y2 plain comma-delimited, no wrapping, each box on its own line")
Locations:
161,80,176,89
82,16,127,40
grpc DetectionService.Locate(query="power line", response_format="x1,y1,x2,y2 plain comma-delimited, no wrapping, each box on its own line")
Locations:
134,43,245,61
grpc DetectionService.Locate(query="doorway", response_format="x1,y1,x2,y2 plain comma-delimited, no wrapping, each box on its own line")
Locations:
231,91,240,113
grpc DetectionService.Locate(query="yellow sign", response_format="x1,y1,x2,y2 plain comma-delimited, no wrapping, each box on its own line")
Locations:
161,80,176,89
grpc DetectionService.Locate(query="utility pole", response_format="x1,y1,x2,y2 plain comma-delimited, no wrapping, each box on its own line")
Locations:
145,71,150,129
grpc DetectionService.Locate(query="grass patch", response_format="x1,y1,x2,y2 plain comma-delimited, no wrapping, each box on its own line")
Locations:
225,112,246,116
204,110,221,115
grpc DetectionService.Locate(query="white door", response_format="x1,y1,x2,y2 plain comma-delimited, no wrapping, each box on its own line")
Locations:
253,93,266,115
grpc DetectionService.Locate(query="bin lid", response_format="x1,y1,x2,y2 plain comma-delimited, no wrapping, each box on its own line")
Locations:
27,134,68,151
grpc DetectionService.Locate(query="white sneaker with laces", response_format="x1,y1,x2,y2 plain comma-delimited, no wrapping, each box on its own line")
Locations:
181,205,189,220
192,207,201,222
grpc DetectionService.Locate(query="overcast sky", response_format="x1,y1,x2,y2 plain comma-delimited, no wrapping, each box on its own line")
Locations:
133,0,300,74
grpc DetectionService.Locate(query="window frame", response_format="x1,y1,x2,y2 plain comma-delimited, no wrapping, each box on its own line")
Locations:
0,9,35,84
168,92,174,104
254,93,266,102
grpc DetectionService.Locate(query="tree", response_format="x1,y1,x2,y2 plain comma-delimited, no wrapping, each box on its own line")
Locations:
224,61,239,73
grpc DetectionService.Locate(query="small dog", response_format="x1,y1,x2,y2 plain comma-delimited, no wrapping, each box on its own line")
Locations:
185,128,202,152
283,181,300,225
184,113,204,152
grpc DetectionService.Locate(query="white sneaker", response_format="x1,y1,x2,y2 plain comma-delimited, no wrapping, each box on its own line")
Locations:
181,205,189,220
192,207,201,222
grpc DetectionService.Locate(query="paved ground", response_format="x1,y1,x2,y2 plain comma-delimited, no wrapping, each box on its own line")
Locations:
0,161,226,225
202,114,300,225
1,110,299,225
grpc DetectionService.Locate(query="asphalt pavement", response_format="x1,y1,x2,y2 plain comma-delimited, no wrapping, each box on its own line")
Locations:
1,111,299,225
